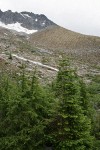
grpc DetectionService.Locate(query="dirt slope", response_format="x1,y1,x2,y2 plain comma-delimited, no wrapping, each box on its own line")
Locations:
30,26,100,65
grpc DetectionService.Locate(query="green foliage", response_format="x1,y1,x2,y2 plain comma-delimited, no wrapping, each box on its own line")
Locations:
45,60,93,149
93,139,100,150
0,72,55,150
8,52,13,60
87,75,100,140
88,75,100,109
0,59,96,149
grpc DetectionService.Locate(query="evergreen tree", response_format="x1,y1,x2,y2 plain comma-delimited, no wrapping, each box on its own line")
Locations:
79,80,95,119
87,75,100,143
0,72,54,150
46,60,93,150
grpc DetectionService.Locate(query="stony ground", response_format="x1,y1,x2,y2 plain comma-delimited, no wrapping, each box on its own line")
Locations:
0,26,100,83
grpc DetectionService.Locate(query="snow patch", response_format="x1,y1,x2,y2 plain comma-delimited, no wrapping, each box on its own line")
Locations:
4,33,8,35
20,13,25,18
23,14,31,18
42,22,45,26
12,54,58,72
0,21,37,34
35,18,38,22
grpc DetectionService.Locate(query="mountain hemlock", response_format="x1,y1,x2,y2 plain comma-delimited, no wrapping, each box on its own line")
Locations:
0,72,54,150
0,59,97,150
45,60,93,149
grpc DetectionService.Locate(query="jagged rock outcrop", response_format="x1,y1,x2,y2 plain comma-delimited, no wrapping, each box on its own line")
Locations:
0,9,56,30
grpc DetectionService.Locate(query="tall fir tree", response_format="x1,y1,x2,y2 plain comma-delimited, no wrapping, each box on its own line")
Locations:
46,59,93,150
0,71,54,150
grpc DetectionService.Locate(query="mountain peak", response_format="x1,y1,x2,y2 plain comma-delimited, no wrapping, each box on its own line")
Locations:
0,9,56,34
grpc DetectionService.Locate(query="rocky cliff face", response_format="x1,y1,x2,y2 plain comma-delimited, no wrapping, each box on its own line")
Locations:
0,10,56,30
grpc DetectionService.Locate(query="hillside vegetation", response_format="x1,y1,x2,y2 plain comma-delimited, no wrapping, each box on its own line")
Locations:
0,11,100,150
0,60,100,149
30,26,100,65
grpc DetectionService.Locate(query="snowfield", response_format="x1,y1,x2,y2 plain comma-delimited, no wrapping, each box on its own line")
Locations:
0,21,37,34
12,54,59,72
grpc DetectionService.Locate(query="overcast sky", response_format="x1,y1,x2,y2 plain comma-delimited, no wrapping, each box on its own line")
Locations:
0,0,100,36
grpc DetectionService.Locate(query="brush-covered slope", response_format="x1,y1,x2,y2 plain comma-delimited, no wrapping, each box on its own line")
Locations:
30,26,100,65
30,26,100,50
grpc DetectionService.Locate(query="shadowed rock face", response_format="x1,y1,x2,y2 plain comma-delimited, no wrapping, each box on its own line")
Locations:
0,10,56,30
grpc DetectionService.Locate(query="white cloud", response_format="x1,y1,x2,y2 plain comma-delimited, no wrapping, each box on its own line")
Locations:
0,0,100,36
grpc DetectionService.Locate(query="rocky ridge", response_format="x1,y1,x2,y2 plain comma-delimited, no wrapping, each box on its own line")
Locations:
0,9,56,33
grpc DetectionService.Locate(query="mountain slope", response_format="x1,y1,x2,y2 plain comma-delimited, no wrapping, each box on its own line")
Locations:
30,26,100,65
0,13,100,83
30,26,100,50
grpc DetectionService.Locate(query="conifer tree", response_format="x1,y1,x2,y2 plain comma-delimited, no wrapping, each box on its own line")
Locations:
0,72,54,150
46,59,93,150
